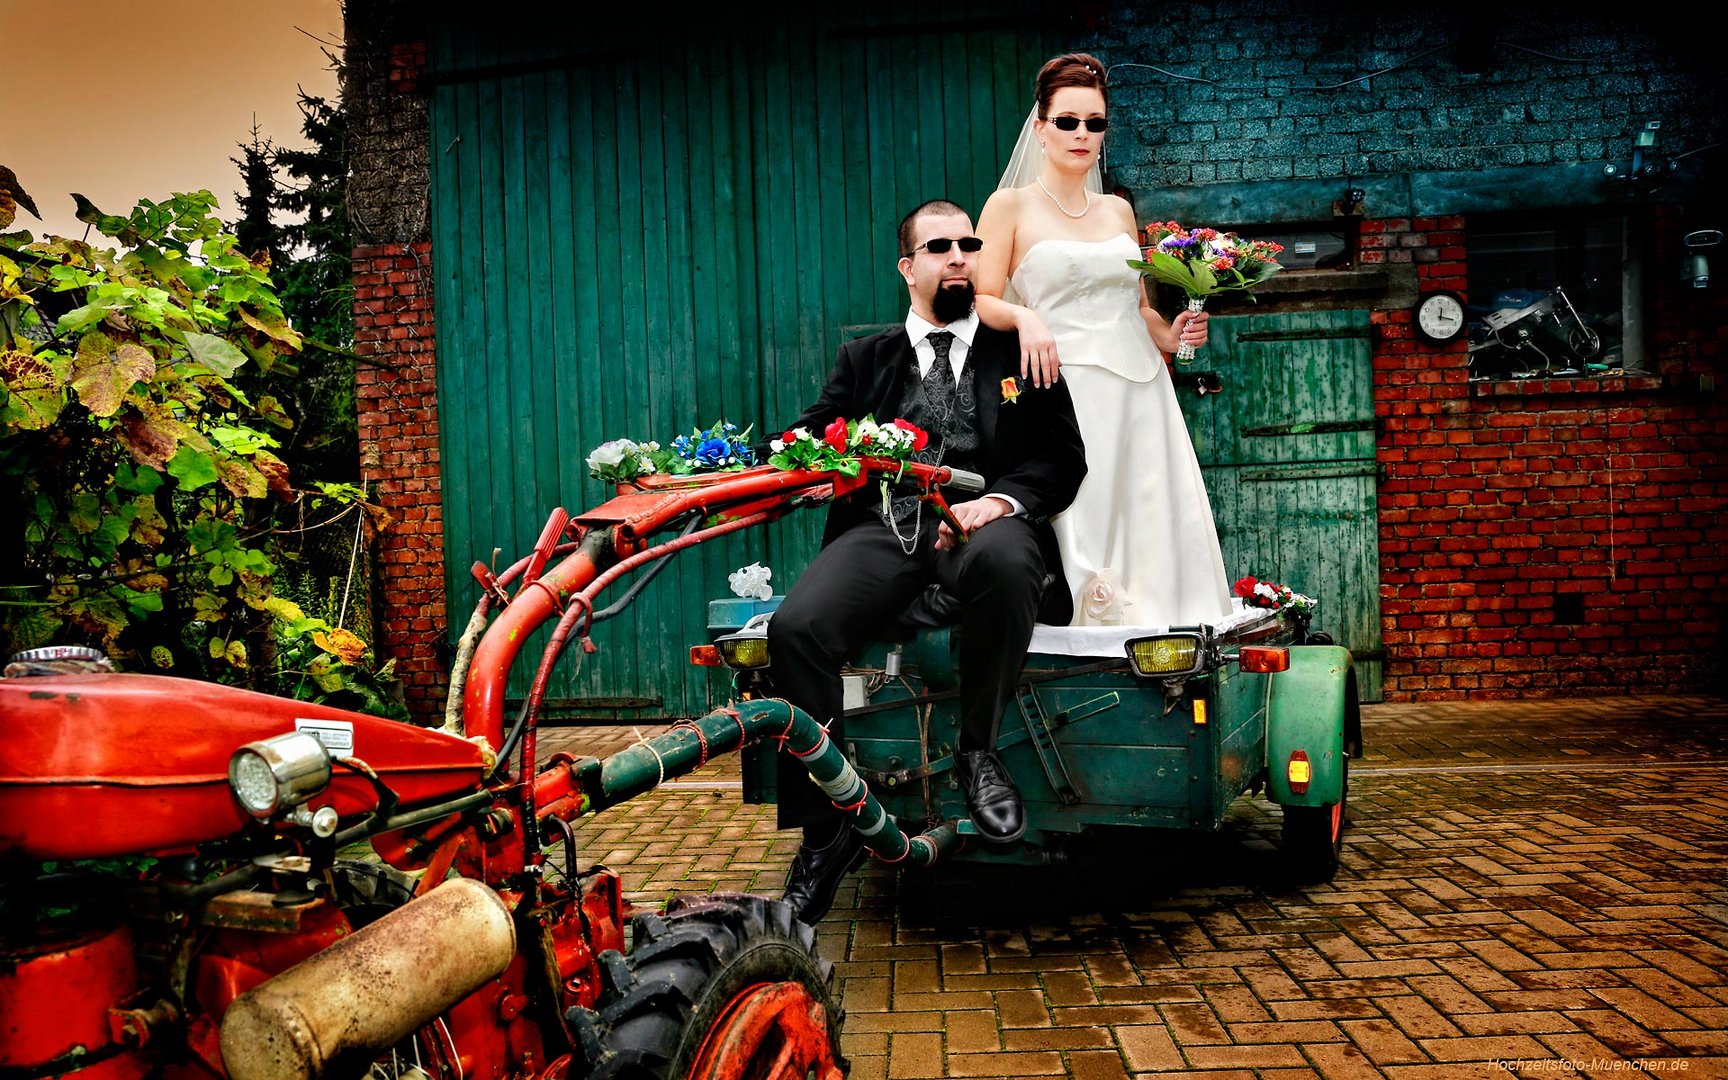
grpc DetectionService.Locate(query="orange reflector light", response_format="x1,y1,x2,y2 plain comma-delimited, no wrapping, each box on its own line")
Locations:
689,645,722,667
1287,750,1312,794
1192,699,1208,725
1240,646,1290,673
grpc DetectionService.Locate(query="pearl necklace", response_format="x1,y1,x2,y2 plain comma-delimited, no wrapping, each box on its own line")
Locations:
1037,176,1090,218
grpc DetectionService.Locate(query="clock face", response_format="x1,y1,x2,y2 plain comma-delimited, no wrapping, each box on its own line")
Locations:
1416,291,1466,343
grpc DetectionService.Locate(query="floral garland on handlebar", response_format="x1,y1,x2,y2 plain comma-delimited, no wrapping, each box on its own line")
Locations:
1233,575,1318,616
766,415,927,477
585,419,755,484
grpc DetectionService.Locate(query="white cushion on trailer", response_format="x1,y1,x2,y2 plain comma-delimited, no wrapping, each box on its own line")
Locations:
1026,601,1276,658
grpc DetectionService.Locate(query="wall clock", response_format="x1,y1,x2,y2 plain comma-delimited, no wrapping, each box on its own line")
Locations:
1414,290,1467,344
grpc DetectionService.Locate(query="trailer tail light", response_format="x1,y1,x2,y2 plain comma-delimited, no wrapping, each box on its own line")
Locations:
689,645,722,666
1125,633,1204,677
1286,750,1312,794
1239,646,1289,673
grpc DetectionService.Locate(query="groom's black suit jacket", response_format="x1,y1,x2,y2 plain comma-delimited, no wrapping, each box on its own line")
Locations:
782,320,1088,623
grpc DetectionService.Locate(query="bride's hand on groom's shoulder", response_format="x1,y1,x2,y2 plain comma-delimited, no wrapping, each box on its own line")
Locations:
1014,309,1062,388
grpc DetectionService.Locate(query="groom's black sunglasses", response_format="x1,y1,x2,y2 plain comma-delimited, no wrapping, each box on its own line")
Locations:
1048,115,1109,132
903,236,984,258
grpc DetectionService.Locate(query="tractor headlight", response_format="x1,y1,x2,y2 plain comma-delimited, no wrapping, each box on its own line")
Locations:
228,731,332,819
1125,633,1205,678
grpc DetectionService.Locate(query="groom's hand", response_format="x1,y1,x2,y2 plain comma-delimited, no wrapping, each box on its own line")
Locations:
935,497,1012,550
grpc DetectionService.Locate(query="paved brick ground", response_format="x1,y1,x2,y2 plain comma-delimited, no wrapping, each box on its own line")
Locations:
540,695,1728,1079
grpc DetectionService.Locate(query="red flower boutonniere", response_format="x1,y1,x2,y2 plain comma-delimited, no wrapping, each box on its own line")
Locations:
1000,376,1022,405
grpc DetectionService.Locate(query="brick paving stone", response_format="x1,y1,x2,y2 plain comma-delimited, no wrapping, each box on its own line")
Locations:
1229,1020,1349,1045
889,1031,944,1079
944,1010,1001,1055
1418,1034,1551,1061
1306,1040,1403,1078
1182,1043,1310,1069
1588,986,1704,1030
946,1051,1067,1076
1113,1024,1186,1072
1157,1002,1231,1045
1000,1027,1115,1052
1064,1049,1130,1080
994,988,1053,1029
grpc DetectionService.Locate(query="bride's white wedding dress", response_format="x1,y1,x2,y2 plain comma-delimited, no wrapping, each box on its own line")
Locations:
1010,234,1231,628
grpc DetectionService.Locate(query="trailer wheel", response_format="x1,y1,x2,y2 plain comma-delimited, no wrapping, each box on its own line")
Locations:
1279,755,1348,884
569,892,845,1080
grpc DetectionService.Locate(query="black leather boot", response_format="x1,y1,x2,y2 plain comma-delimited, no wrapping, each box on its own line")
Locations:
954,749,1026,843
781,822,866,923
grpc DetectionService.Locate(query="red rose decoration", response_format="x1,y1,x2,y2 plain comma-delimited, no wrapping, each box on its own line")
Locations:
823,416,849,453
782,429,799,443
892,418,929,451
1233,576,1259,598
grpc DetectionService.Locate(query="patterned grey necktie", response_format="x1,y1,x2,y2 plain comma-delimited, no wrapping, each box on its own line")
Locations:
927,329,956,392
883,330,958,532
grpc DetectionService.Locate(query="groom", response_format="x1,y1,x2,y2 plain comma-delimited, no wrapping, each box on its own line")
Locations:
768,198,1087,923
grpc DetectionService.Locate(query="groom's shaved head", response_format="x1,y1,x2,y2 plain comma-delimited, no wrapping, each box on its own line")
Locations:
898,199,968,257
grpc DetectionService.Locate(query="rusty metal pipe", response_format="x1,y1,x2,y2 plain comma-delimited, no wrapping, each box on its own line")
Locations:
218,879,515,1080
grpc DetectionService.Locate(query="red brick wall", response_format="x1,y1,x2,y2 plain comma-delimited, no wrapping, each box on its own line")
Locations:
354,243,447,720
1370,213,1728,699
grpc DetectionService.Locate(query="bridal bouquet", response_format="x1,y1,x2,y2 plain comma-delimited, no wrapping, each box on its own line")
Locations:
1127,222,1285,362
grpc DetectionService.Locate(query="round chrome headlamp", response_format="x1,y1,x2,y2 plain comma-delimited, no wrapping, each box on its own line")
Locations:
228,732,333,819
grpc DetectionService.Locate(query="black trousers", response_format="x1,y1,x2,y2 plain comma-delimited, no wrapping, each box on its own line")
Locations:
767,514,1045,831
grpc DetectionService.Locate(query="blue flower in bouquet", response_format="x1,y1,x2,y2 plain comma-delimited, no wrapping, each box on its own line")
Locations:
666,419,755,474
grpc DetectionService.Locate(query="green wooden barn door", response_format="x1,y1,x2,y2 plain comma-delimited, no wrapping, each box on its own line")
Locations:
1176,311,1384,701
426,13,1056,720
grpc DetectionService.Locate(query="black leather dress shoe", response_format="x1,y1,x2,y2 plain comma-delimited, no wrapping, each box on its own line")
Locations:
781,825,866,923
955,750,1026,843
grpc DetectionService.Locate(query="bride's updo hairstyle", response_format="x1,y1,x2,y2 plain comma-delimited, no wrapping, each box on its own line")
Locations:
1035,52,1108,119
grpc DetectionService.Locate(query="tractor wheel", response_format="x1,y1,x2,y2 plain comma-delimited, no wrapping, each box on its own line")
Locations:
326,858,417,925
1279,754,1348,884
569,892,845,1080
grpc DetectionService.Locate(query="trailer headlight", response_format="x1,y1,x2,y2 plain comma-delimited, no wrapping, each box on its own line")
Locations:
715,633,771,669
713,612,773,670
1125,633,1204,678
228,732,332,819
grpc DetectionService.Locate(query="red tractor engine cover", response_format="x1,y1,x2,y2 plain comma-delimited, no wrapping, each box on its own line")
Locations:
0,673,489,861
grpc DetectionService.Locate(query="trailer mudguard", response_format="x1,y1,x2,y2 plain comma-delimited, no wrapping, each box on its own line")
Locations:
1264,645,1354,807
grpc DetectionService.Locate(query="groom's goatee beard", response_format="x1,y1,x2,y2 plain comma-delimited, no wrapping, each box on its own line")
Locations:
932,281,976,324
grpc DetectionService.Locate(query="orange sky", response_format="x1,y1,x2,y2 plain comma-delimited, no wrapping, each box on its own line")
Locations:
3,0,344,243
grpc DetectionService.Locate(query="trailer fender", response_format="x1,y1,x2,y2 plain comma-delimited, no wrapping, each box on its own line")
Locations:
1265,645,1354,808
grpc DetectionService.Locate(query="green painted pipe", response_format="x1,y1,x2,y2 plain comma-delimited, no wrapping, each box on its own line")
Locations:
589,698,960,867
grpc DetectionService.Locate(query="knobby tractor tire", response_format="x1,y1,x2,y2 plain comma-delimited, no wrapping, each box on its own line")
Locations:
567,892,845,1080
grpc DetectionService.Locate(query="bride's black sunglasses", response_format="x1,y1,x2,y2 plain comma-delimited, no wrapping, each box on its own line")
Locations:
904,236,984,258
1048,115,1109,133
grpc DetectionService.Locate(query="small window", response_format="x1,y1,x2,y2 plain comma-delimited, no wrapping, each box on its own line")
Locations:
1232,222,1355,271
1465,209,1644,381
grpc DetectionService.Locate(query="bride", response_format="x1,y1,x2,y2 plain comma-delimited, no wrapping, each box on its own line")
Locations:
975,52,1231,629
